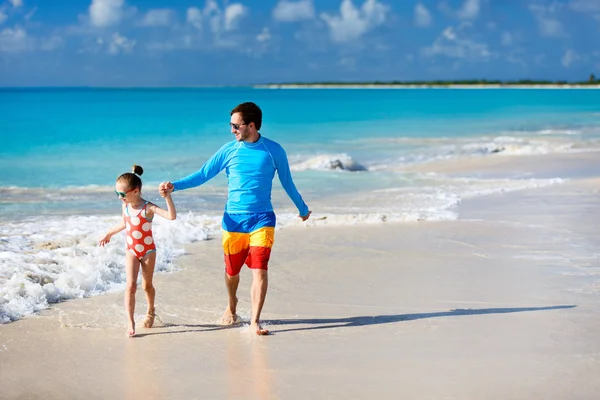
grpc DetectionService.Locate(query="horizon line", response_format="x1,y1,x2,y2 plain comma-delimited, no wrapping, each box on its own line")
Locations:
1,79,599,90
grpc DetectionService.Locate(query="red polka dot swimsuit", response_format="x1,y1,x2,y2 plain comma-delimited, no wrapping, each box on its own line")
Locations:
124,201,156,260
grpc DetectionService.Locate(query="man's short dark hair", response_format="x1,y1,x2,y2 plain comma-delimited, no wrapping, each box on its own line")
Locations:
231,102,262,131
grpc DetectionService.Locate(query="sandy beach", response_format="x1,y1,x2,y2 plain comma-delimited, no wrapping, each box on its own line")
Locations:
2,153,600,399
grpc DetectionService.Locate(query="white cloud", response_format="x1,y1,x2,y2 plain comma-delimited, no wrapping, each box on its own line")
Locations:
0,26,28,52
439,0,480,20
107,32,135,54
205,1,222,35
224,3,247,31
139,9,173,27
24,6,36,21
321,0,388,43
0,25,63,52
89,0,124,28
529,4,565,38
40,35,64,51
273,0,315,22
186,1,247,34
570,0,600,20
422,24,494,60
569,0,600,12
186,7,202,30
146,35,194,51
151,1,249,51
10,0,23,8
414,3,432,27
561,49,579,67
256,27,271,42
501,31,512,46
538,17,564,37
456,0,480,20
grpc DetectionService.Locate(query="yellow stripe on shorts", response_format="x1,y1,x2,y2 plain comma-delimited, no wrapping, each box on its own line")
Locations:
222,231,249,255
249,227,275,248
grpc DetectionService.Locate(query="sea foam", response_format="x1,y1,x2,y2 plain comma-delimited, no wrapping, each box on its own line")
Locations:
0,213,216,323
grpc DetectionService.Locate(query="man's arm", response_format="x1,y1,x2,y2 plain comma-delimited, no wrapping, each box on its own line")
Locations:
272,144,310,219
171,144,230,191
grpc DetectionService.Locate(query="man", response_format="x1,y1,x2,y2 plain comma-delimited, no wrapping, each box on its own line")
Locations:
159,102,311,335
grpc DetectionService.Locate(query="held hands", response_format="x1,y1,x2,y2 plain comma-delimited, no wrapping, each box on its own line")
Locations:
158,182,174,198
299,210,312,221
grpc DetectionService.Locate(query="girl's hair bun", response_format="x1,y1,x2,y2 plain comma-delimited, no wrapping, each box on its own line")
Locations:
132,164,144,176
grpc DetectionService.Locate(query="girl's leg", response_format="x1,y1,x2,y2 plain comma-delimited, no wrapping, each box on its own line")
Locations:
125,252,141,336
140,251,157,328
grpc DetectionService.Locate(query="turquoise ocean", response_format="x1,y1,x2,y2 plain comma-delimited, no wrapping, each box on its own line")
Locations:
1,87,600,323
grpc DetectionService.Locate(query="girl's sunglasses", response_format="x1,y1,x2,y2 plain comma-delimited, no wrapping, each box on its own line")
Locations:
115,188,136,198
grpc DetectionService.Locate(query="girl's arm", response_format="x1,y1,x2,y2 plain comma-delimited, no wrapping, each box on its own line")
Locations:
98,219,126,246
148,193,177,220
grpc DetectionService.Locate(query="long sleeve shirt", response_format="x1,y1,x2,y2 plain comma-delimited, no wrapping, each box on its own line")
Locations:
172,136,309,216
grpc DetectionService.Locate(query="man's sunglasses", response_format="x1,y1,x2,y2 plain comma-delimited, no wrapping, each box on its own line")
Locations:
115,188,136,198
229,122,247,130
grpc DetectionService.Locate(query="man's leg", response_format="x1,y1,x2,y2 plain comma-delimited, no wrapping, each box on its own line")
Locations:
221,220,248,325
222,271,241,325
250,269,269,335
247,222,274,335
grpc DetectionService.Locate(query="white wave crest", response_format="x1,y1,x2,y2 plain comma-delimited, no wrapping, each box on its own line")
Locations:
291,154,367,172
535,129,580,135
457,137,575,156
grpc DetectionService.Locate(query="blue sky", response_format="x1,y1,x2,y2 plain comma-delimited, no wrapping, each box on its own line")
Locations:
0,0,598,86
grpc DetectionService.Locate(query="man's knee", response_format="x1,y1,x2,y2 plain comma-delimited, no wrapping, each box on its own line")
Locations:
252,268,268,281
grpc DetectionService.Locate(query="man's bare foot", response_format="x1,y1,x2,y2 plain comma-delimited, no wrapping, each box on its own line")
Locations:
220,310,241,325
143,308,155,329
251,322,270,336
220,297,241,325
127,321,135,337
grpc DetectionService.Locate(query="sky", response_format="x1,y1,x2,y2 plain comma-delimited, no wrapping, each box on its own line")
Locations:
0,0,599,86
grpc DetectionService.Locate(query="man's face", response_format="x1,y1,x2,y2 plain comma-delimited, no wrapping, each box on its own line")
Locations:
230,112,250,142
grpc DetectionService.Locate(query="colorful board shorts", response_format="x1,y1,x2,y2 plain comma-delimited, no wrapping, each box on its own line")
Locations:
222,211,276,276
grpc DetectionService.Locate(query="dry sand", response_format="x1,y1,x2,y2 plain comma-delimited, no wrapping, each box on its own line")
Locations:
2,154,600,399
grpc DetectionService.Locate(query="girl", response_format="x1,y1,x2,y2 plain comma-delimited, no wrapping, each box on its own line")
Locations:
99,165,176,337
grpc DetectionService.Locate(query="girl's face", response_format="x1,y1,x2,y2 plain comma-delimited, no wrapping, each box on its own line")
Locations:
115,181,139,204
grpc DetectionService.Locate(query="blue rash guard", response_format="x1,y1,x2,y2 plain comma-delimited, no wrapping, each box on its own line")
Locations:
172,135,309,217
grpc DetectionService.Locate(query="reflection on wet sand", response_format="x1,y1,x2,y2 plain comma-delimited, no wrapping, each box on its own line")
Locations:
226,332,276,400
123,336,163,400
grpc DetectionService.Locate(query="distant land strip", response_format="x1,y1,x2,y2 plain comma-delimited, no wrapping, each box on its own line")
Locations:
257,78,600,89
